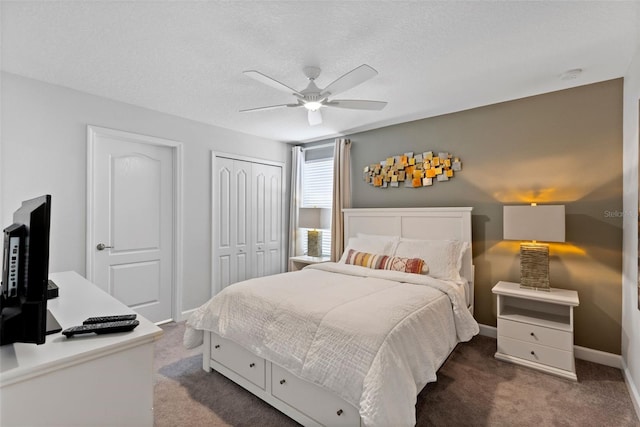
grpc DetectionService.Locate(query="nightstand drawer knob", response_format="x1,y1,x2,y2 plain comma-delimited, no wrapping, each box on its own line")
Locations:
249,363,255,368
337,409,344,416
214,344,220,349
280,379,286,385
530,332,535,337
531,351,535,355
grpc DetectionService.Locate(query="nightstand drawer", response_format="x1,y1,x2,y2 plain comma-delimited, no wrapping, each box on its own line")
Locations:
498,318,573,351
498,335,573,371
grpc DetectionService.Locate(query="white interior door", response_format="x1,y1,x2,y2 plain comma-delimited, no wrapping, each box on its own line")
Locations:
89,127,175,323
213,158,252,291
253,163,282,277
212,154,284,295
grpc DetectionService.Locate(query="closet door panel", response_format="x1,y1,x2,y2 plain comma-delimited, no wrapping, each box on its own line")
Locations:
213,154,283,296
217,255,231,290
254,251,265,278
254,170,266,247
214,157,234,292
253,163,283,277
233,160,252,283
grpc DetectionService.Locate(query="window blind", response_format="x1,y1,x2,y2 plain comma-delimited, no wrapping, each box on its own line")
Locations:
301,157,333,256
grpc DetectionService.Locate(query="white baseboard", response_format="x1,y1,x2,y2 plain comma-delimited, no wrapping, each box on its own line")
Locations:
622,359,640,421
574,345,622,369
179,308,197,322
477,323,621,368
478,323,497,338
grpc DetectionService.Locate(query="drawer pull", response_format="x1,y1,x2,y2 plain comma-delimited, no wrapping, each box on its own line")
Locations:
214,344,220,349
530,332,535,337
249,363,255,368
530,351,535,356
279,379,286,385
337,409,344,416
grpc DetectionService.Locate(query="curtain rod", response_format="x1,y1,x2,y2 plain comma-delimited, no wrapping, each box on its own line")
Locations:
300,142,335,151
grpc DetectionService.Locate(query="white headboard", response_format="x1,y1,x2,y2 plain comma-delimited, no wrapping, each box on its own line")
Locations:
343,207,474,309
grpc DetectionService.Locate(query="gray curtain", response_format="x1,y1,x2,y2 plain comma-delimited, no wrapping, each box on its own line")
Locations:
331,138,351,261
288,146,304,268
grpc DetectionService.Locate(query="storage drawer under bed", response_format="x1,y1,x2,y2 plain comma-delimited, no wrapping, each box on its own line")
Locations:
210,335,266,389
271,363,360,427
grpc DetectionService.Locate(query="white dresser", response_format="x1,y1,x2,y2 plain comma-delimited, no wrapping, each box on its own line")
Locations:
0,271,163,426
492,281,579,381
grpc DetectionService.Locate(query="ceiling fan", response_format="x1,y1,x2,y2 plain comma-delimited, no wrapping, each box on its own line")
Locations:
240,64,387,126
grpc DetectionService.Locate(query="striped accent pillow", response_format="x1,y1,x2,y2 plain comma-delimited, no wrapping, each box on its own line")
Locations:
344,249,426,274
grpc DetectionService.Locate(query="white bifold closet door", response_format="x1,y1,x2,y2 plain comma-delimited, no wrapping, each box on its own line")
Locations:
213,156,283,294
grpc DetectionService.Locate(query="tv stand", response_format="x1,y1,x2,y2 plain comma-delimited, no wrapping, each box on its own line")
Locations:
0,271,163,426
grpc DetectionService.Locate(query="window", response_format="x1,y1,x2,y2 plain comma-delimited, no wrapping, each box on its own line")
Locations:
301,155,333,256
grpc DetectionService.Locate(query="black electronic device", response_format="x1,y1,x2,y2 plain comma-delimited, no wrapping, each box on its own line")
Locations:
47,280,59,299
2,223,25,300
83,314,137,324
62,319,140,337
0,195,58,345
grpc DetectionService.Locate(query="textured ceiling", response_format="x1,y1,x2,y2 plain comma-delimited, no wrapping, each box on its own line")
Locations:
2,1,640,143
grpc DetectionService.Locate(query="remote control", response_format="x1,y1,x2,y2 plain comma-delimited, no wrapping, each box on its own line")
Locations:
83,314,137,324
62,320,140,337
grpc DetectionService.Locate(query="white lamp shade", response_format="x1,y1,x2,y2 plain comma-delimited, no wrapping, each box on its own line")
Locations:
503,205,565,243
298,207,331,229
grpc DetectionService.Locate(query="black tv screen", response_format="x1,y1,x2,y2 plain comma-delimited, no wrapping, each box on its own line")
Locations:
0,195,51,345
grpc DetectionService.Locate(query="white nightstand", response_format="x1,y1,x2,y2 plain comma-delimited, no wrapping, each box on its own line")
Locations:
288,255,331,272
492,281,580,381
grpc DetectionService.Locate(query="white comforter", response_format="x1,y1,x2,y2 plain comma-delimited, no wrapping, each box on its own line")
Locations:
185,262,479,427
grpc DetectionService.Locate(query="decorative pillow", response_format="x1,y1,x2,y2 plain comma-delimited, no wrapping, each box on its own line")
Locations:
339,235,400,263
343,249,426,274
394,238,469,281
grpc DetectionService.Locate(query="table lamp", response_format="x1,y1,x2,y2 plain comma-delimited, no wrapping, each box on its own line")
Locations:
298,207,330,257
503,204,565,291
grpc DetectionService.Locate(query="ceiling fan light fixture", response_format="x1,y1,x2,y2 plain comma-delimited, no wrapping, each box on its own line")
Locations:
304,101,322,111
241,64,386,125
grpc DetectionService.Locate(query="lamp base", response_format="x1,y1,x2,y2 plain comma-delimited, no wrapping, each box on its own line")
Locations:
307,229,322,257
520,243,550,291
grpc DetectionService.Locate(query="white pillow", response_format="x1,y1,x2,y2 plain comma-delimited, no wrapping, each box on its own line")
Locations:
339,235,400,263
394,238,469,281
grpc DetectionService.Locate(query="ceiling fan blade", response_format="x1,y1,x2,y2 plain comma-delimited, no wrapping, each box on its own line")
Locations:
243,70,302,96
325,100,387,110
239,103,301,113
308,109,322,126
320,64,378,97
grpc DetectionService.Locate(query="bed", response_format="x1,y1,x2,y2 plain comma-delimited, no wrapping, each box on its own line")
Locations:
184,207,479,427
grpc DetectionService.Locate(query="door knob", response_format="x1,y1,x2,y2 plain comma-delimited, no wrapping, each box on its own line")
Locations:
96,243,114,251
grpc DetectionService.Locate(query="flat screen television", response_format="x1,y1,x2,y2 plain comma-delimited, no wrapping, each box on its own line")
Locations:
0,195,59,345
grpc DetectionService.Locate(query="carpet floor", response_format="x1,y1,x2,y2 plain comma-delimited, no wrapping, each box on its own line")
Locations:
154,322,639,426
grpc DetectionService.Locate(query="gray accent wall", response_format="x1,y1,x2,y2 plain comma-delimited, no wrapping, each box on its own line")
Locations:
622,45,640,414
344,79,623,354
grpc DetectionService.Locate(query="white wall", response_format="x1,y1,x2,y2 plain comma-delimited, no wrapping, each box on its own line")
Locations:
622,43,640,417
0,72,289,313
